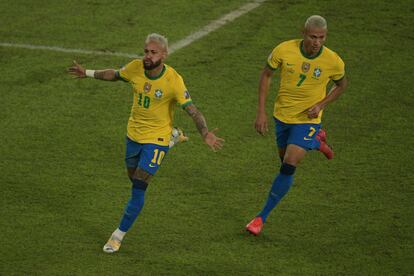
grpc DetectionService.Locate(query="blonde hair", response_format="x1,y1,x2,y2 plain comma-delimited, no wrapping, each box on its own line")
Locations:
304,15,327,30
145,33,169,53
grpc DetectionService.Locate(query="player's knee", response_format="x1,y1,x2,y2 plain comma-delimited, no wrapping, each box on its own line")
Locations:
127,168,136,180
132,178,148,191
280,163,296,175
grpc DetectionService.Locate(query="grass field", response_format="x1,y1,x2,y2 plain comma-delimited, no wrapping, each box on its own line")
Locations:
1,0,413,275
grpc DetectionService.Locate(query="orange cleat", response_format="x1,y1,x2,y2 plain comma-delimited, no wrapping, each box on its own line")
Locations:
316,129,327,142
316,129,334,159
246,217,264,235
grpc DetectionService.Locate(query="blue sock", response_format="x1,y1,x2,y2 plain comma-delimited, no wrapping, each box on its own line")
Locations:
258,163,296,223
119,179,148,232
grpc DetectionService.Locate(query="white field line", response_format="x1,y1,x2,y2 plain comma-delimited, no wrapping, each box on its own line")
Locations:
0,42,141,58
0,1,266,58
168,0,266,54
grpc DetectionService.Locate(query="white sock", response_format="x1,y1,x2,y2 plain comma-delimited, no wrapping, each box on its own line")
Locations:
112,228,126,241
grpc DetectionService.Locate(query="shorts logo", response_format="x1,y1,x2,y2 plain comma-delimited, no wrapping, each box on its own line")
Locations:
313,68,322,78
301,62,310,73
149,163,156,168
144,82,152,93
304,137,312,141
184,90,190,99
155,89,163,99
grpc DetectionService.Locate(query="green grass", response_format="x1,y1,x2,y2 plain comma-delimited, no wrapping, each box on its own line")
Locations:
1,0,413,275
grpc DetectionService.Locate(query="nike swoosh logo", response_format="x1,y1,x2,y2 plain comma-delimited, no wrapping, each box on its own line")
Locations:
287,63,294,66
149,164,156,168
304,137,312,140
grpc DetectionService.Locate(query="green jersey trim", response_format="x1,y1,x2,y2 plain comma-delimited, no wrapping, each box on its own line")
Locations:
145,65,166,80
181,100,193,109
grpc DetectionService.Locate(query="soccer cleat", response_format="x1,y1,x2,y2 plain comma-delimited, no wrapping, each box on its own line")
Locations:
246,216,264,235
316,128,327,143
316,129,334,159
169,127,189,148
103,235,122,253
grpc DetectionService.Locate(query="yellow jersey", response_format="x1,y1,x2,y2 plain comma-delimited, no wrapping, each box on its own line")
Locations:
119,59,192,146
267,39,345,124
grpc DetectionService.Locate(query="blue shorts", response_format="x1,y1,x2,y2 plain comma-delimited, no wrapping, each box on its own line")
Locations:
125,137,169,175
274,118,321,151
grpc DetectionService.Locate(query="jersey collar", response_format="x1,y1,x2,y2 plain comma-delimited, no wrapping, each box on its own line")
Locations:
145,65,166,80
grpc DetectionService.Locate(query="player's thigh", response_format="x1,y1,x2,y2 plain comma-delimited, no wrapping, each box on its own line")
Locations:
133,167,153,183
137,144,170,177
283,144,307,165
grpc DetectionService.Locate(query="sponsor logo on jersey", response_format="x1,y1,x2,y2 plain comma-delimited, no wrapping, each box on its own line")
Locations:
144,82,152,93
301,62,310,73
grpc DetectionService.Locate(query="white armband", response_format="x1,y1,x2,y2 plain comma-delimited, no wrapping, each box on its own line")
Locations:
85,69,95,78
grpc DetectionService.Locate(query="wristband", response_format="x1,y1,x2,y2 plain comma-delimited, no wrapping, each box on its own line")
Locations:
85,69,95,78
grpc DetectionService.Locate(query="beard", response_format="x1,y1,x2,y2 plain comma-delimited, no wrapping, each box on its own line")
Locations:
143,58,162,70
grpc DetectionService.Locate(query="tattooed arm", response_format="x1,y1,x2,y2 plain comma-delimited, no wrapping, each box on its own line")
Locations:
184,104,224,151
68,60,120,81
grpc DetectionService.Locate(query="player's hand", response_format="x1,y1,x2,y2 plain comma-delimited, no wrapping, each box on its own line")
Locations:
308,104,322,118
68,60,86,78
255,112,268,135
203,128,224,152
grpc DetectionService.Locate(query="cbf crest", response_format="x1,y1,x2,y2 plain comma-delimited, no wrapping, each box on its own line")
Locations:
154,89,163,99
301,62,310,73
313,68,322,78
143,82,152,93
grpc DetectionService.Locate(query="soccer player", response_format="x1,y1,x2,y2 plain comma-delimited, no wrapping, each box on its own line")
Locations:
68,33,224,252
246,15,348,235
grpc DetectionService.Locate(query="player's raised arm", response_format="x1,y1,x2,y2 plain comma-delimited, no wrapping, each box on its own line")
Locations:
67,60,120,81
184,104,224,152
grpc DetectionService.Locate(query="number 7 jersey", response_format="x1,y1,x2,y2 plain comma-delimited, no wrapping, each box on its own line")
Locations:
119,59,192,146
267,39,345,124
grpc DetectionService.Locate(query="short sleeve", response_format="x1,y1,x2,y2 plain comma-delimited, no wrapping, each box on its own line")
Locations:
331,54,345,82
119,60,140,82
174,75,192,108
267,45,282,70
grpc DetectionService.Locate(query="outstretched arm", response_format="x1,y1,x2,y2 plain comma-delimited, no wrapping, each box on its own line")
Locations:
255,65,275,135
67,60,120,81
307,76,348,118
184,104,224,151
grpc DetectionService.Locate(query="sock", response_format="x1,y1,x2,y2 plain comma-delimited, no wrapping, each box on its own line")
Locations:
118,179,148,232
112,228,126,241
258,163,296,223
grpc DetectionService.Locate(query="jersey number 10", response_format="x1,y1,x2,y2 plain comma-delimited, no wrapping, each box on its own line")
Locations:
138,93,151,108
